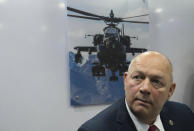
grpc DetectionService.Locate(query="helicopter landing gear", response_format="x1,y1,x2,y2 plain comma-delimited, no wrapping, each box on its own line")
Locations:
92,65,105,76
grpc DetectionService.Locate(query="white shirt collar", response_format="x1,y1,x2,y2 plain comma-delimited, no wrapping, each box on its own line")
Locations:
125,99,165,131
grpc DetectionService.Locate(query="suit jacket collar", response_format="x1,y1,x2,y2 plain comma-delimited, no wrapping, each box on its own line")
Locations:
116,98,137,131
115,99,177,131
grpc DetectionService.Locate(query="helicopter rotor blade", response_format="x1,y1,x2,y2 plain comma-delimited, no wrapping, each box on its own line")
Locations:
120,20,149,24
67,7,105,19
67,14,102,21
67,7,149,24
122,14,149,19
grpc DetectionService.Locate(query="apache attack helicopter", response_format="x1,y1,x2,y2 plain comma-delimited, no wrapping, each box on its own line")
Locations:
67,7,149,81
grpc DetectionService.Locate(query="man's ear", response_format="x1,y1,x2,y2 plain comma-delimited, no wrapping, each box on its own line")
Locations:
123,72,128,90
123,72,128,83
168,83,176,100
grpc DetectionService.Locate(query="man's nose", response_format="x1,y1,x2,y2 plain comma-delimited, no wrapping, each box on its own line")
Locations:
139,78,151,96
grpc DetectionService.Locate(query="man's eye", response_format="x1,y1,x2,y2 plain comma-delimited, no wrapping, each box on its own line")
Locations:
151,79,163,87
133,75,142,80
151,79,157,83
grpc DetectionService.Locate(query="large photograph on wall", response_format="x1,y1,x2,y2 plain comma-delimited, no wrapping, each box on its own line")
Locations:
67,0,150,106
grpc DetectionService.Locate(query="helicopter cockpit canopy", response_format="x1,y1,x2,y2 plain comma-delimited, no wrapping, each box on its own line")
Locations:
104,27,120,38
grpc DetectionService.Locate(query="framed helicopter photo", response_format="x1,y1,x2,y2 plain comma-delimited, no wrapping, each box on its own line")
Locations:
67,0,150,106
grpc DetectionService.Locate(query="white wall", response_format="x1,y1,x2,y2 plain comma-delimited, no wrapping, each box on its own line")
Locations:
0,0,194,131
149,0,194,109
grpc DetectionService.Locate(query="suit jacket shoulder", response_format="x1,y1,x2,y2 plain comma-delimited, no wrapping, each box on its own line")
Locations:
78,99,194,131
161,101,194,131
78,98,136,131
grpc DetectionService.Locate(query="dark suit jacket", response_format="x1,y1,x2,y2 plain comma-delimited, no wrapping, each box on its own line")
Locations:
78,98,194,131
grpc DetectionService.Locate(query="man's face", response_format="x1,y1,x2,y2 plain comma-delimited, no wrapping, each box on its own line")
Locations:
124,52,175,124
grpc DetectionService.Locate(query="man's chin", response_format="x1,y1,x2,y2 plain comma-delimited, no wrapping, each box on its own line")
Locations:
131,105,150,117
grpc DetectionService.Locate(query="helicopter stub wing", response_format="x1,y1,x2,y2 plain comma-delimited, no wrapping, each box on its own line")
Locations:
126,47,147,53
74,46,97,53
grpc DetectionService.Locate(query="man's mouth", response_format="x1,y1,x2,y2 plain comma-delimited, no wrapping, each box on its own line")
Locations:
135,98,152,105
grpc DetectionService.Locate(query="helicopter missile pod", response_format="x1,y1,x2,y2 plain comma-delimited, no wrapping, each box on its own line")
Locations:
67,7,149,81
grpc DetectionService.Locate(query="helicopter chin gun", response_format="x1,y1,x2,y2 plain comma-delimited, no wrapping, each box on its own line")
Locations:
109,72,118,81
